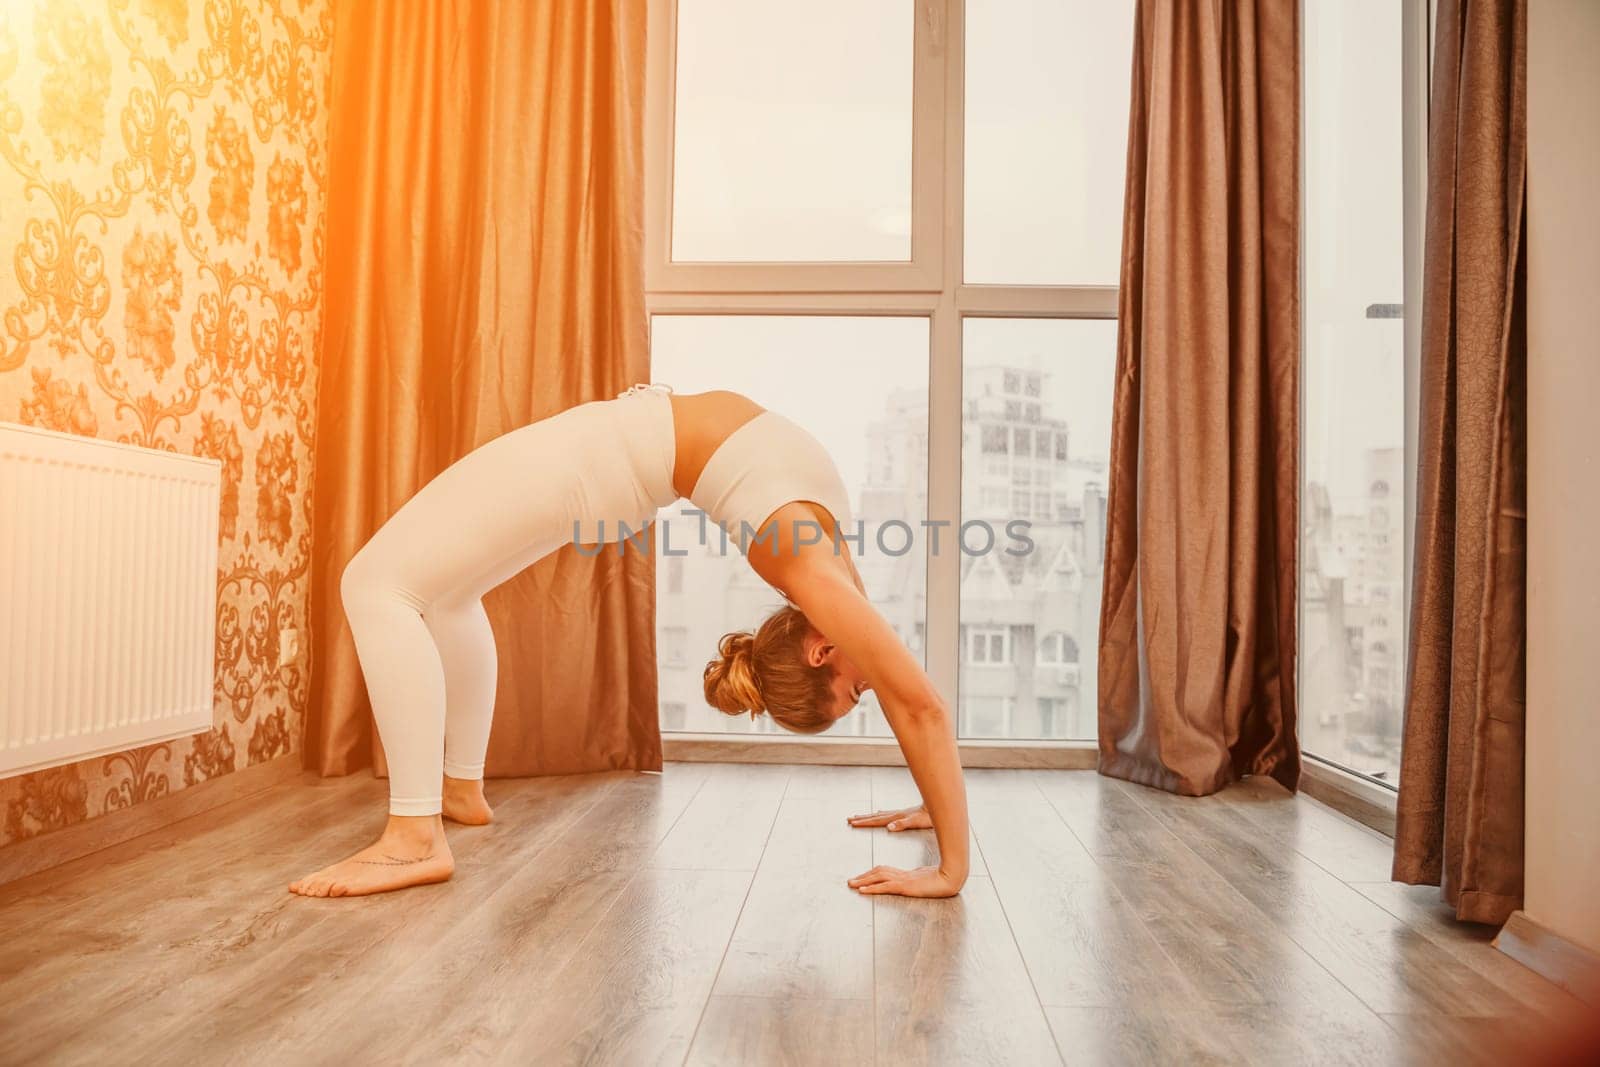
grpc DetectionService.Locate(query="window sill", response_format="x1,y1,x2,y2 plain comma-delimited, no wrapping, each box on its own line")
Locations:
1299,755,1398,837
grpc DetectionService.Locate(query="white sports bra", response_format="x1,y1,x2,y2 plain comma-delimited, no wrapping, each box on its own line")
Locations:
618,381,854,544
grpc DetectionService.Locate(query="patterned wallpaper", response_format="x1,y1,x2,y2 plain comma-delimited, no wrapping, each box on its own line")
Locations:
0,0,331,848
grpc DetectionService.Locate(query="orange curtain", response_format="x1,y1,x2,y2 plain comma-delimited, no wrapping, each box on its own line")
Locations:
306,1,661,779
1096,0,1301,796
1392,0,1526,926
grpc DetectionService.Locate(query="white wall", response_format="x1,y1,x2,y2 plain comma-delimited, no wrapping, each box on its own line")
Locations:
1525,0,1600,958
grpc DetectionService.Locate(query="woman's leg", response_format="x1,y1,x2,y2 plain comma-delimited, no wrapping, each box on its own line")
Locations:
342,546,453,815
289,414,600,897
426,591,498,824
286,544,457,897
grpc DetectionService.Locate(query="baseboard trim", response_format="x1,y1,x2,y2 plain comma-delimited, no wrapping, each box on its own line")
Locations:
661,734,1099,770
1298,757,1398,837
0,752,303,887
1495,911,1600,1005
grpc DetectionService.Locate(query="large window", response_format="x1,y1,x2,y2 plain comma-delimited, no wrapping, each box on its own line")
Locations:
1299,0,1427,785
647,0,1135,739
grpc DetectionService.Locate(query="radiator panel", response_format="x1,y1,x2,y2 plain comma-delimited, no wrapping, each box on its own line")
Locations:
1,423,221,778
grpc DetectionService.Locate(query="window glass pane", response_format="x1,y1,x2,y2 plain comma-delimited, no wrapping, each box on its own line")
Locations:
1301,0,1407,786
651,316,929,736
671,0,914,262
960,319,1116,739
964,0,1135,284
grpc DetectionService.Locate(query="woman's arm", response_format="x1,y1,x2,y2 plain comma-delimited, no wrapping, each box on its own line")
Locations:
839,538,867,595
781,555,969,897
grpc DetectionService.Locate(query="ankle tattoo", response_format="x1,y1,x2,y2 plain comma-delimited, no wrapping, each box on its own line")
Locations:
354,851,434,867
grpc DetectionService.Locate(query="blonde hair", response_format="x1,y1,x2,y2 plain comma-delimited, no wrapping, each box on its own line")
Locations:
703,605,838,734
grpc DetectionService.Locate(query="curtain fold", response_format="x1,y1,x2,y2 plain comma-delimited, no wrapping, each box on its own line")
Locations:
1392,0,1527,927
1096,0,1301,797
305,1,660,779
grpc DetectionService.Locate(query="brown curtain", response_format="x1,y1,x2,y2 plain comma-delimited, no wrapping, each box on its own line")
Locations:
1392,0,1527,926
305,1,661,780
1097,0,1301,797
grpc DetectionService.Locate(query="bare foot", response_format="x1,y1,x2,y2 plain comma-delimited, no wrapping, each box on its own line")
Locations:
288,815,453,898
442,775,493,826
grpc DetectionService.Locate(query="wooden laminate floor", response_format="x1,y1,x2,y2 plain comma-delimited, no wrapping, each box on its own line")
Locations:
0,764,1584,1066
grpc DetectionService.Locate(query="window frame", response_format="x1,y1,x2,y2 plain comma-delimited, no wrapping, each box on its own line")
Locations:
646,0,946,292
645,0,1119,739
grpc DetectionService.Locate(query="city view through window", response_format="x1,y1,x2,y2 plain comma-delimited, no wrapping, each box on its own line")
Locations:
649,317,1114,740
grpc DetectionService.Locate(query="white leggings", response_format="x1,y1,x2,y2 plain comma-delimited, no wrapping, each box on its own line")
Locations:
339,389,677,815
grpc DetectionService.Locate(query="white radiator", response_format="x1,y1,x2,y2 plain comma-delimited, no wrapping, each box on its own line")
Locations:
0,422,221,778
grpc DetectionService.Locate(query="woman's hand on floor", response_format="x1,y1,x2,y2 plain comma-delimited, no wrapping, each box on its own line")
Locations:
847,864,963,898
846,804,931,832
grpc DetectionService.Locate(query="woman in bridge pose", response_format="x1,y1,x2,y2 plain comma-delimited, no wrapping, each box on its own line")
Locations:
289,383,967,899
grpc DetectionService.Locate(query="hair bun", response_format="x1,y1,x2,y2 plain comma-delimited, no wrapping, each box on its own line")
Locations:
704,630,765,716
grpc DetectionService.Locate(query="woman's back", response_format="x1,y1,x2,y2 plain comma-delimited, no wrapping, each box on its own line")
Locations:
667,389,765,500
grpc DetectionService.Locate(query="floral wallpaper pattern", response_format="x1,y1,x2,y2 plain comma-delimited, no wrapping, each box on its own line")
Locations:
0,0,331,848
